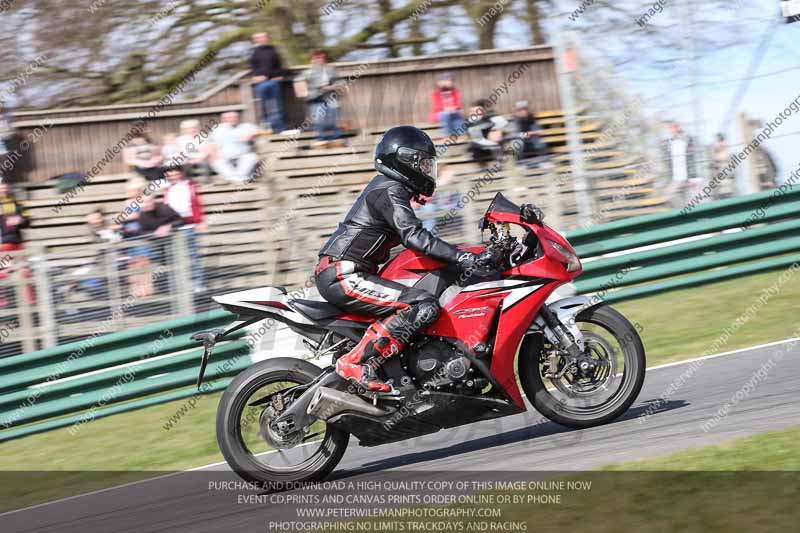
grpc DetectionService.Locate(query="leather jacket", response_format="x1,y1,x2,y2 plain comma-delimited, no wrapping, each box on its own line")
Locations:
318,174,462,271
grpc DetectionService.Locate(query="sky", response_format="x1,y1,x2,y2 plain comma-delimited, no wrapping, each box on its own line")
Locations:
494,0,800,191
649,0,800,190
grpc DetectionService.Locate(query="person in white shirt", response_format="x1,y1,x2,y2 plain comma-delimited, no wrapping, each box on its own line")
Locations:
210,111,262,183
163,168,207,292
664,121,701,207
172,119,213,182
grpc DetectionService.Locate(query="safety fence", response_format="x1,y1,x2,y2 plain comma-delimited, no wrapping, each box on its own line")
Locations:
0,187,798,442
0,227,271,359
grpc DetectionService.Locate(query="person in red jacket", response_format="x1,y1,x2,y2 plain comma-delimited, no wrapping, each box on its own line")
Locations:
428,72,464,138
164,168,207,292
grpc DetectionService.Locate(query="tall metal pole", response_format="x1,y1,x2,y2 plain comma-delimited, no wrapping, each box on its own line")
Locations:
554,30,592,227
682,0,707,185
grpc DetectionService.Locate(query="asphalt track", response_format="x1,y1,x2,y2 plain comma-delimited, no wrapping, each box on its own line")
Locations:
2,338,799,532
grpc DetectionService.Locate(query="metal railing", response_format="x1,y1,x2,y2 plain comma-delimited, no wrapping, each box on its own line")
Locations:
0,229,235,358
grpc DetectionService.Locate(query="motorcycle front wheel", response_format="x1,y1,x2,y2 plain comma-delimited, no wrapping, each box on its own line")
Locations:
519,304,646,428
216,357,349,486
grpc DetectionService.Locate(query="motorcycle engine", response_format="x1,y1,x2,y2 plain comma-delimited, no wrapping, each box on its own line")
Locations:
404,339,472,389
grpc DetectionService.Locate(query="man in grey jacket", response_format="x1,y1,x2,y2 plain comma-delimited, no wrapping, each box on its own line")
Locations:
298,50,343,144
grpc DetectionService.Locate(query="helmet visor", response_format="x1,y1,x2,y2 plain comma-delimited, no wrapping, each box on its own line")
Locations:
397,147,437,180
418,156,437,180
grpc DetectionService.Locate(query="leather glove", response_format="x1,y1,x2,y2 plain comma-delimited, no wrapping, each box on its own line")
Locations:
520,203,545,225
457,251,496,278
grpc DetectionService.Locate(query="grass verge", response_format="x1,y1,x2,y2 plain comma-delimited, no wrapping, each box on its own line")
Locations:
613,268,799,366
603,425,800,471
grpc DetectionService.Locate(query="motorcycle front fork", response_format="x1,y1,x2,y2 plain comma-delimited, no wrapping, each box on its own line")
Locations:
538,305,583,357
537,305,592,378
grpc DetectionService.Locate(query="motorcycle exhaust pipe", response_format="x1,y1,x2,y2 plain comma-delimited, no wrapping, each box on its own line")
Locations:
307,387,388,420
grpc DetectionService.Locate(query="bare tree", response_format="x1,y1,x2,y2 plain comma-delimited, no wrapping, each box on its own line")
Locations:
7,0,744,108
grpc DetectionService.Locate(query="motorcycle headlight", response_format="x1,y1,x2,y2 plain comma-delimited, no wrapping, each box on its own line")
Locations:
547,240,581,272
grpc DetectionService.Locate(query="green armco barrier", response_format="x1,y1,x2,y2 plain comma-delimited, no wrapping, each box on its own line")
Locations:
603,253,800,303
0,327,239,395
0,338,249,425
0,379,233,442
1,189,799,443
566,186,800,245
576,218,800,279
0,344,249,429
0,309,243,442
576,234,800,293
569,199,799,257
0,309,236,380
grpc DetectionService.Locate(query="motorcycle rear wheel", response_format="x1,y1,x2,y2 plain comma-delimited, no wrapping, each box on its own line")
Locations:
216,357,349,486
519,304,645,428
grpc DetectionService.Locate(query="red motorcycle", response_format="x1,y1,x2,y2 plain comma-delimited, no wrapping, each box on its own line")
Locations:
194,193,645,485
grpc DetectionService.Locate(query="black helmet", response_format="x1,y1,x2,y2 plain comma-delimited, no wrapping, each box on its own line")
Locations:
375,126,437,197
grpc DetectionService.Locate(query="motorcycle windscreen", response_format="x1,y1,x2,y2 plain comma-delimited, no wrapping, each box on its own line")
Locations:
483,192,521,218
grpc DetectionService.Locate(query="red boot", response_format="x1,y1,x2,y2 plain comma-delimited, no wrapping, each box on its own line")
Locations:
335,321,404,392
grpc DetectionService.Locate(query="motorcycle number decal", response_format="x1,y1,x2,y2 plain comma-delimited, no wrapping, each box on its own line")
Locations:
453,306,490,319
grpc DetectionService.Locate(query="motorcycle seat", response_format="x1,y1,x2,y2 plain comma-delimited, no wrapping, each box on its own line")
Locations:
290,298,347,321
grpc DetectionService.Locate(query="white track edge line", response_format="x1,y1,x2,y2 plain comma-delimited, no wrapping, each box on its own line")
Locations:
645,336,799,371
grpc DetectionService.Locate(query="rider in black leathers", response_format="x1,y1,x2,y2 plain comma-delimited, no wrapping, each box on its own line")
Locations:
315,125,490,392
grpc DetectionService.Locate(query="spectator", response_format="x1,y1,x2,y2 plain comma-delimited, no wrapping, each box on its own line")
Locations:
87,209,121,244
116,178,154,297
663,121,699,207
174,120,213,182
251,32,286,133
210,111,261,183
160,133,181,164
59,210,119,302
163,167,206,292
511,100,547,160
465,99,509,162
710,133,736,199
298,50,343,146
0,181,34,308
428,73,464,138
115,178,146,239
0,104,18,182
0,181,30,252
756,146,779,190
138,194,185,235
123,133,164,182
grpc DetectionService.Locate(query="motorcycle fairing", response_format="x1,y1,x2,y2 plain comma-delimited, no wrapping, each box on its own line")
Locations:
327,390,522,447
215,192,584,412
213,287,315,325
